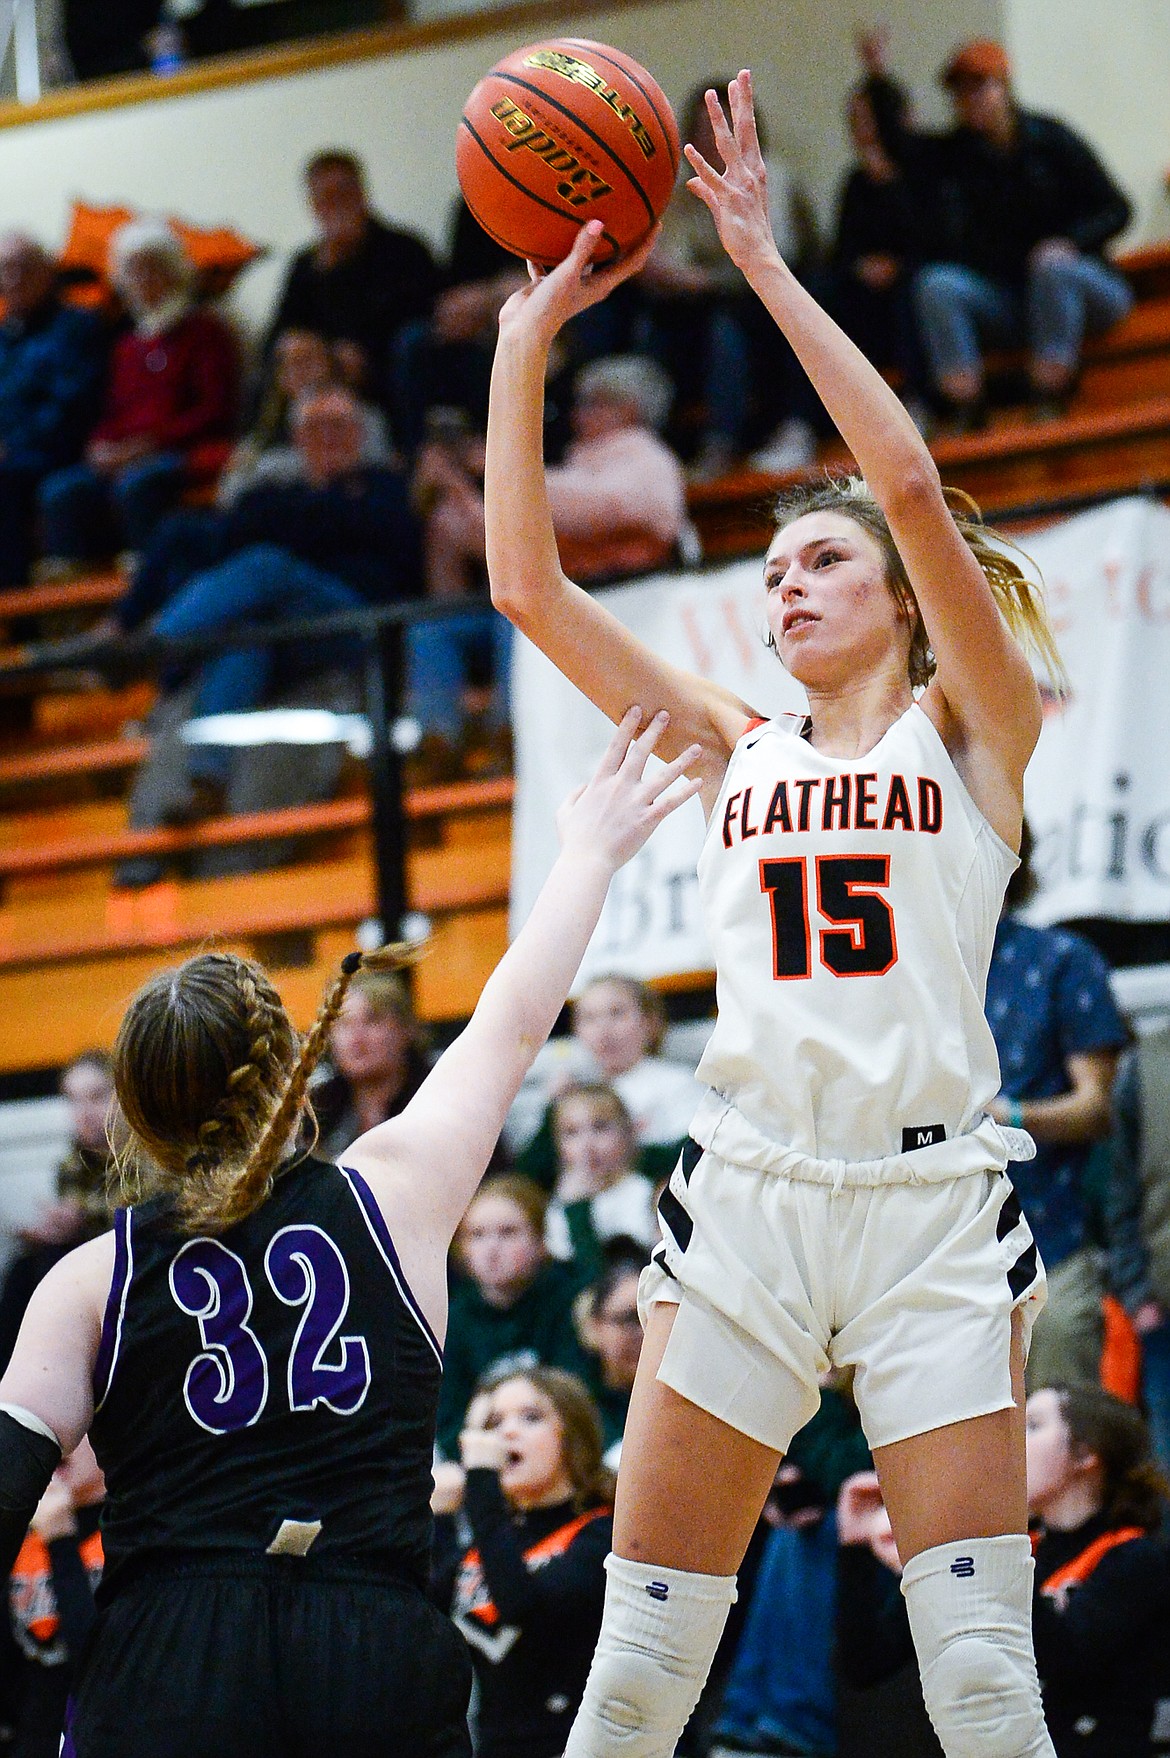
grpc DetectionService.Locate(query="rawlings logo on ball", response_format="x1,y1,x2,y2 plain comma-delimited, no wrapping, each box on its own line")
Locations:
523,49,658,159
490,98,615,205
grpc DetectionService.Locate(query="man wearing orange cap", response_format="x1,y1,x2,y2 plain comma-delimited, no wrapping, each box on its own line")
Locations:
860,33,1133,428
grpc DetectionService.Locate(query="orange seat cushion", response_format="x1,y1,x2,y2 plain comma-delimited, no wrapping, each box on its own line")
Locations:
57,200,263,307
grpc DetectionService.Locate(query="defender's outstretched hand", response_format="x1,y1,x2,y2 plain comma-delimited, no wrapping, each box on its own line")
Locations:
684,71,778,275
558,707,702,869
496,221,661,347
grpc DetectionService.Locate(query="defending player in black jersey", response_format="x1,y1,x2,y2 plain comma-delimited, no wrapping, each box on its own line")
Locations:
0,708,700,1758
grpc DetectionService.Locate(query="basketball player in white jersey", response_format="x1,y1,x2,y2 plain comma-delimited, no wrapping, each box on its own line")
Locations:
484,70,1066,1758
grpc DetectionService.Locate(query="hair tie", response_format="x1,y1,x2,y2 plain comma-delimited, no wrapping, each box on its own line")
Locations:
341,951,363,976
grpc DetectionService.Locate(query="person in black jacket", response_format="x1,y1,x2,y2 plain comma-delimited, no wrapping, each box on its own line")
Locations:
135,383,420,814
442,1366,614,1758
826,87,929,406
860,34,1133,425
266,150,440,415
392,198,527,461
836,1385,1170,1758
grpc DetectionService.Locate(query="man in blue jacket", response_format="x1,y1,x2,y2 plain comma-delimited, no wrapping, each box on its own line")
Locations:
0,233,106,584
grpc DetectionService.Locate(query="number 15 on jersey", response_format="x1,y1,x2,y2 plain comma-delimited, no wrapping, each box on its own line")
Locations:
761,854,898,980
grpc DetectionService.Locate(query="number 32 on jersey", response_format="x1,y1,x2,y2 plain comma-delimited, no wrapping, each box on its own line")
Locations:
761,853,898,979
169,1224,371,1435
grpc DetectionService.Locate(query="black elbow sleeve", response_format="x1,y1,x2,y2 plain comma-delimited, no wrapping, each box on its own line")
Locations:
0,1411,61,1576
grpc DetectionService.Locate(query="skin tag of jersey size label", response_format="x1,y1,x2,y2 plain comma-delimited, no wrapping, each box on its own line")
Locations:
266,1519,323,1557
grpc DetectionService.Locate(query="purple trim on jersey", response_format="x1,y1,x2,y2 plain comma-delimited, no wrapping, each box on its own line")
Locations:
92,1208,133,1410
338,1165,443,1367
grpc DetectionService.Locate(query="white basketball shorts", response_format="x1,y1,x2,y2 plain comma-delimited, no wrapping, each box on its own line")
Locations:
640,1138,1046,1453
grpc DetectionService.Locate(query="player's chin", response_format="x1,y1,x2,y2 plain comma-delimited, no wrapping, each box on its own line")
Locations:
780,635,848,689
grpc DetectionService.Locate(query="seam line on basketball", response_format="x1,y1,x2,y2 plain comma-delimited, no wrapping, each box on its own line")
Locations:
557,39,680,178
492,69,658,225
458,116,621,262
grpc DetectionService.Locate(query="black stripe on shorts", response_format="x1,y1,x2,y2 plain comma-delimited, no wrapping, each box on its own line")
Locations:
679,1138,702,1185
996,1187,1024,1241
1007,1241,1040,1300
650,1242,677,1281
657,1184,693,1254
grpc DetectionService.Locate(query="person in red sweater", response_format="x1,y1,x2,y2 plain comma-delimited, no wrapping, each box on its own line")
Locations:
38,219,238,566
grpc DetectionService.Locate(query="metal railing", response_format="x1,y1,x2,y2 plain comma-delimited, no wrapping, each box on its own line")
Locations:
2,596,469,942
2,476,1168,947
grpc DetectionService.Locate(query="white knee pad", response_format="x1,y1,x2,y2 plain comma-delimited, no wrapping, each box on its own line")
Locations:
561,1554,737,1758
901,1535,1056,1758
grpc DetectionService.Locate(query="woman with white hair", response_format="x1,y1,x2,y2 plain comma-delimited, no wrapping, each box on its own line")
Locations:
38,218,238,569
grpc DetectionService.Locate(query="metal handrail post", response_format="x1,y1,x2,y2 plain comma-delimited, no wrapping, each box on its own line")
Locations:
360,617,408,947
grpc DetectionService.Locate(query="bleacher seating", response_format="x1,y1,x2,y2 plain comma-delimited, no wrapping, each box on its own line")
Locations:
0,241,1166,1074
689,242,1170,560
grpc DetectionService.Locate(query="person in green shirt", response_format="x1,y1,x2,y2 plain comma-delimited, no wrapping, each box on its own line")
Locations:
437,1175,593,1459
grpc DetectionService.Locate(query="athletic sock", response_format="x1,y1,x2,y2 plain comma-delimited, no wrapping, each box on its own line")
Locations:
562,1553,737,1758
901,1534,1056,1758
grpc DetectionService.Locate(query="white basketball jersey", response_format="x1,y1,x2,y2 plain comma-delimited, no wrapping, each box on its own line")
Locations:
693,703,1017,1176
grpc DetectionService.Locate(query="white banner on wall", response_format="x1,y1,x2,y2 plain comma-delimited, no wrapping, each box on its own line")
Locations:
509,495,1170,985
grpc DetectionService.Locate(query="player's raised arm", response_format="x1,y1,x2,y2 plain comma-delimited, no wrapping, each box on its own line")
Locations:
485,226,751,792
344,709,701,1242
686,72,1044,789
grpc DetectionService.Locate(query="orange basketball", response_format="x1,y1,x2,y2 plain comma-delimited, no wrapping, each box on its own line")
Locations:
456,38,680,268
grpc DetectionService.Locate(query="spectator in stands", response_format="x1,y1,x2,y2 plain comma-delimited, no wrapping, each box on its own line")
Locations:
8,1438,103,1758
1106,1024,1170,1472
216,326,392,507
441,1366,613,1758
0,1053,116,1375
984,826,1128,1390
37,219,238,566
419,352,688,598
861,33,1133,426
826,85,929,416
638,81,821,477
265,148,440,414
510,972,700,1190
407,354,687,777
436,1176,591,1460
0,232,106,587
134,384,420,819
544,1085,658,1266
393,197,526,460
311,964,431,1163
836,1386,1170,1758
577,1251,646,1468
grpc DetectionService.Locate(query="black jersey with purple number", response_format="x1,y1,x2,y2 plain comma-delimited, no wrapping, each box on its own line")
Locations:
87,1157,441,1596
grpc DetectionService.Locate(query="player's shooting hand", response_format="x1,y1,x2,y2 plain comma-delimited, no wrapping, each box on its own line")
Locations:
496,220,662,346
684,71,778,278
557,707,702,871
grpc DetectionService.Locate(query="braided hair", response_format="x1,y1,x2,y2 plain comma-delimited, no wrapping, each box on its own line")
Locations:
770,475,1066,692
113,943,418,1234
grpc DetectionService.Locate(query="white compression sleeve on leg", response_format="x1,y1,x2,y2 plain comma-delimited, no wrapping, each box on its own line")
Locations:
901,1534,1056,1758
562,1554,737,1758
